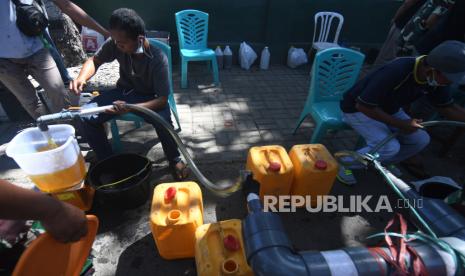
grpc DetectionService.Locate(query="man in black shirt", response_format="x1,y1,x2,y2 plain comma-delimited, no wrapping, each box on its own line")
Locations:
338,41,465,185
70,8,188,180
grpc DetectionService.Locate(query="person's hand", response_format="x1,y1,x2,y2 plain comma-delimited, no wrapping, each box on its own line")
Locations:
69,78,87,95
398,119,424,134
41,201,87,243
105,100,129,115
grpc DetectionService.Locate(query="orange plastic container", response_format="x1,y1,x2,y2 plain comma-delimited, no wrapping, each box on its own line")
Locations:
12,215,99,276
195,219,253,276
246,145,294,198
289,144,338,204
50,182,95,211
150,182,204,260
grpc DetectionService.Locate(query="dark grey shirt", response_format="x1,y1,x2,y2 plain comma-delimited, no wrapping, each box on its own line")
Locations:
94,39,169,97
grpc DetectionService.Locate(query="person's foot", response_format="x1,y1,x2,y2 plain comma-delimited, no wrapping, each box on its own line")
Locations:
171,160,189,181
337,165,357,186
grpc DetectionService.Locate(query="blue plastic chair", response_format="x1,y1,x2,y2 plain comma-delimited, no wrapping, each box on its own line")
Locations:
175,9,219,88
293,47,365,143
110,38,181,152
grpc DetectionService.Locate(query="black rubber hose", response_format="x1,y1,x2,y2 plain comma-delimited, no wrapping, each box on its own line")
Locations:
124,104,242,197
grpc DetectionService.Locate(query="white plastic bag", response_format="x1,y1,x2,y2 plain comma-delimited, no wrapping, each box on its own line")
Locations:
81,27,105,52
287,47,308,68
239,42,257,70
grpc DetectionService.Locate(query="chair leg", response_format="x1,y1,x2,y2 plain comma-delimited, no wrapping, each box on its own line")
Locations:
110,119,122,153
171,109,181,131
181,59,188,89
292,112,308,135
310,123,328,144
211,57,220,85
168,94,181,131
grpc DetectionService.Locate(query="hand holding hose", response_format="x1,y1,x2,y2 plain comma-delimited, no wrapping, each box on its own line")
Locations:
105,101,130,115
398,118,424,134
335,120,465,167
69,78,87,95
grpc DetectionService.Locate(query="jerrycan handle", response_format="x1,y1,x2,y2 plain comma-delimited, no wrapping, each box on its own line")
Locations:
264,150,281,172
304,147,327,170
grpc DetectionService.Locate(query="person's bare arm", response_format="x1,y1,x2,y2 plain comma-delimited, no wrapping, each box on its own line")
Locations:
110,96,168,115
393,0,423,23
0,180,87,242
356,103,423,133
69,56,102,95
53,0,110,38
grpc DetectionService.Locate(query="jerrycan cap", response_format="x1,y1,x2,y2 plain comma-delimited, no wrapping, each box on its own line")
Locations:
164,186,177,202
268,162,281,172
223,234,240,251
315,160,328,170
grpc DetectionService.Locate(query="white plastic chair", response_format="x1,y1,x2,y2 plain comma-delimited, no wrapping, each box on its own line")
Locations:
312,12,344,52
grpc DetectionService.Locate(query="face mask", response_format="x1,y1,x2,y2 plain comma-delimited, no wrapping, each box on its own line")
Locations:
134,37,144,54
426,70,446,87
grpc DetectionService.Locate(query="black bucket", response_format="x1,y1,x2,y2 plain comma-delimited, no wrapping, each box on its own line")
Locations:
87,153,152,209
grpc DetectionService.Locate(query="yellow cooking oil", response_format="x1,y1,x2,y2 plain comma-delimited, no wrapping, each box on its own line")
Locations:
29,144,86,193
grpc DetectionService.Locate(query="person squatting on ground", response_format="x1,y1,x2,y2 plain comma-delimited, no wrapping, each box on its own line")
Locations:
338,40,465,185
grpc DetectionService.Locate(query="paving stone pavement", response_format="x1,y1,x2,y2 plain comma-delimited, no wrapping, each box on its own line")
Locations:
113,63,358,164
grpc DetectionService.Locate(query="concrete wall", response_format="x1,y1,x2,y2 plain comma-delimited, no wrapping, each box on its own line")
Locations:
74,0,402,63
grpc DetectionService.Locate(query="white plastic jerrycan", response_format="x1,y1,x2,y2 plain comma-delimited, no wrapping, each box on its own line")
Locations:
260,46,270,70
6,124,86,193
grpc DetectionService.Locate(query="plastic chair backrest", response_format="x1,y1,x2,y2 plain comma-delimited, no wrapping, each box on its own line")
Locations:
175,9,209,50
310,47,365,104
148,38,174,100
313,12,344,44
12,215,99,276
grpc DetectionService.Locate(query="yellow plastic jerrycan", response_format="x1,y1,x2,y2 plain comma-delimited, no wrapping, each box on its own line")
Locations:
246,145,294,199
150,182,204,260
195,219,253,276
289,144,338,204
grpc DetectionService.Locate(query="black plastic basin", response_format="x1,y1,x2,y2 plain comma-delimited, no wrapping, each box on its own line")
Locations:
87,153,152,209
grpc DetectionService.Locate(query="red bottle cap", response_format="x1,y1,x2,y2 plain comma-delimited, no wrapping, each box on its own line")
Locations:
315,160,328,170
164,187,177,202
268,162,281,172
223,235,240,251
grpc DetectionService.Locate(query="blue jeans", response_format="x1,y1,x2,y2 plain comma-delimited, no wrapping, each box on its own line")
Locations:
79,88,181,163
342,109,430,167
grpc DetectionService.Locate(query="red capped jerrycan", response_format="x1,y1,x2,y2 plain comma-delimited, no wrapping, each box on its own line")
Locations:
289,144,338,206
195,219,253,276
150,182,204,259
246,145,294,199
